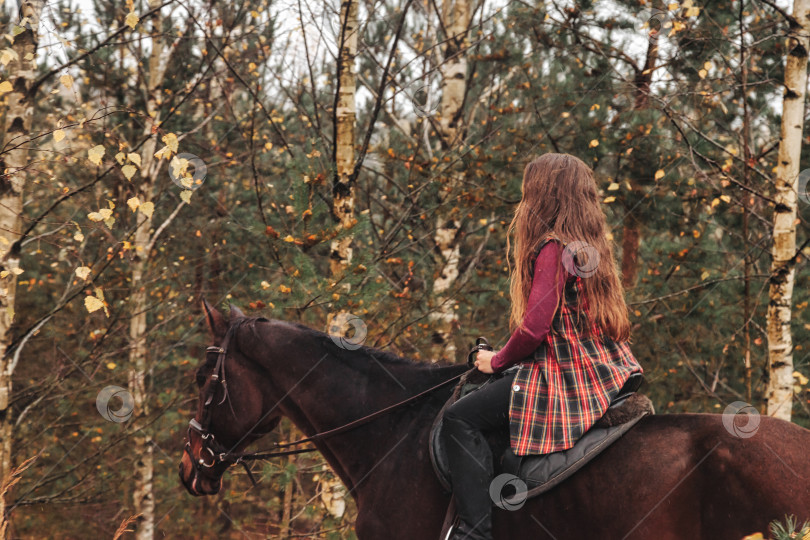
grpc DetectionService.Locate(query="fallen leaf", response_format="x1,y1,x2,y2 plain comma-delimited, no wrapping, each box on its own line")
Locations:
0,81,12,94
127,197,140,212
180,190,192,203
53,129,65,142
75,266,91,280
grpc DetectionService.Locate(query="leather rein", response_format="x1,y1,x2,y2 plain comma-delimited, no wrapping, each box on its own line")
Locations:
185,325,492,485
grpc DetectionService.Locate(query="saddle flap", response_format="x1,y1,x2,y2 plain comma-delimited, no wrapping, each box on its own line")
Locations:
500,410,647,498
430,388,654,499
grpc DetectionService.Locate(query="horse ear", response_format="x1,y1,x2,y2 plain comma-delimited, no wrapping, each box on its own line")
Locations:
229,304,246,320
201,298,227,340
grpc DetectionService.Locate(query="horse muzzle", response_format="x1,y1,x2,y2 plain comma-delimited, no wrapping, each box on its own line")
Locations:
179,448,223,496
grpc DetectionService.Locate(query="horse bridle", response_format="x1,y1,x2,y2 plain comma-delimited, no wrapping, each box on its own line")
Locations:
184,326,487,486
183,323,254,481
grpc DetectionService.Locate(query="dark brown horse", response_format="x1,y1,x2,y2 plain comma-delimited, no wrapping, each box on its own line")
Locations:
179,303,810,539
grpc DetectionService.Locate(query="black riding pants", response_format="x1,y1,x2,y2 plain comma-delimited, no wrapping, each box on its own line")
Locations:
441,370,517,535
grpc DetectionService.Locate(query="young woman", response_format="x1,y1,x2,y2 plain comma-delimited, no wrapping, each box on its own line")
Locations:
440,153,643,540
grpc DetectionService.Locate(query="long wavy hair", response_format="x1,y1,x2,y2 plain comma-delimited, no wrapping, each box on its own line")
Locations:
507,153,630,342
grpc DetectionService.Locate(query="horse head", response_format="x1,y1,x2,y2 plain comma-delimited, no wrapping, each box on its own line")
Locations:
179,299,281,496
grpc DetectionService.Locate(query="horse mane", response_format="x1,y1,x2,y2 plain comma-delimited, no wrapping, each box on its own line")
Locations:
241,316,460,372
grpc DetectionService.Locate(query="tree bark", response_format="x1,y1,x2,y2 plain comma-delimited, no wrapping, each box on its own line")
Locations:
0,1,44,534
620,30,659,290
430,0,470,362
766,0,810,421
620,218,641,289
130,2,171,536
330,0,359,279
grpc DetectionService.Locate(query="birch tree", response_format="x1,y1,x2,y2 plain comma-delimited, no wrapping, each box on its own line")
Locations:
0,1,44,533
128,3,185,536
330,0,359,280
429,0,470,362
766,0,810,421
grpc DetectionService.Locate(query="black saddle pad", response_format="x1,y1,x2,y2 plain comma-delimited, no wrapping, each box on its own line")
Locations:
429,382,653,499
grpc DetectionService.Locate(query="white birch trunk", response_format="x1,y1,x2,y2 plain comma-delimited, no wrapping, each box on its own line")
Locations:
330,0,359,279
430,0,469,362
766,0,810,420
0,2,44,534
130,2,170,536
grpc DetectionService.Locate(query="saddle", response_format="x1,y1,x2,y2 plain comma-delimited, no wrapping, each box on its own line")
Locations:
429,371,654,499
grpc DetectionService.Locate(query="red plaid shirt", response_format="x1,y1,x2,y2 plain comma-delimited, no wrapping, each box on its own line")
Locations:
508,239,642,456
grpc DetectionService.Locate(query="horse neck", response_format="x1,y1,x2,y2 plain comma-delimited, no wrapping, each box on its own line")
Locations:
249,321,464,495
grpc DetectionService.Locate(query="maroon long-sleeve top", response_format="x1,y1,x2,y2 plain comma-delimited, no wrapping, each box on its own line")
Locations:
491,242,574,372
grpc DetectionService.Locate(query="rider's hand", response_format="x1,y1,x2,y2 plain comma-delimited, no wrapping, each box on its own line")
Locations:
475,350,496,374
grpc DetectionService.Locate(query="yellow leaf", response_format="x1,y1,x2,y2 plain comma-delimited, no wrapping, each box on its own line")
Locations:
603,196,616,203
607,182,620,191
180,190,192,203
139,201,154,219
74,231,84,242
154,145,172,160
698,69,707,79
127,197,140,212
685,6,699,16
667,2,679,10
85,296,104,313
162,133,178,153
10,267,23,276
0,49,18,66
53,129,65,142
0,81,12,94
88,145,105,165
711,198,720,208
75,266,91,280
260,280,271,290
720,195,731,203
279,284,291,293
114,151,126,164
589,139,599,148
88,208,113,222
701,271,710,281
121,164,137,180
60,73,74,90
125,11,139,30
654,169,665,180
127,153,141,166
283,235,295,242
106,362,117,370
